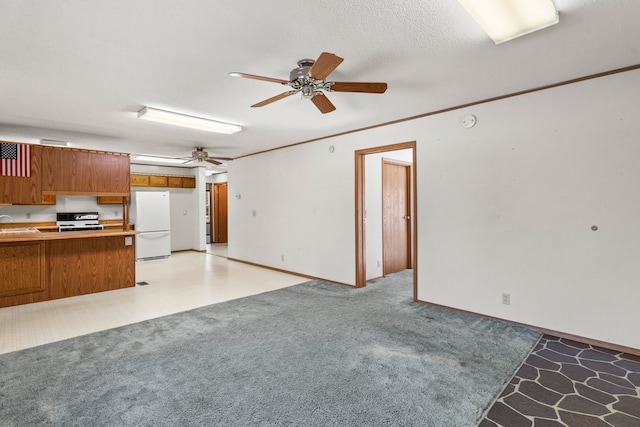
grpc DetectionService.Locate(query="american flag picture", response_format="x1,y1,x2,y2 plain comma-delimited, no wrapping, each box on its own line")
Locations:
1,143,32,177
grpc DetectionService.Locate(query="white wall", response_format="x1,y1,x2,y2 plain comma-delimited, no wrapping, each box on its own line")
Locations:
365,149,413,280
205,172,228,243
206,172,228,185
228,68,640,350
0,196,123,223
130,164,206,252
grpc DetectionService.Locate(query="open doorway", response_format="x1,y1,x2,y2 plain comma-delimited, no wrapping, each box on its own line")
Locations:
355,141,417,299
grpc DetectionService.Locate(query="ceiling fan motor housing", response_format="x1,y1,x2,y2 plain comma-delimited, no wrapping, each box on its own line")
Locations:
192,148,208,161
290,59,325,97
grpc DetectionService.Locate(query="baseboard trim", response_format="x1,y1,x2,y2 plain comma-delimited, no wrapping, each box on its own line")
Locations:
227,257,354,288
416,298,640,357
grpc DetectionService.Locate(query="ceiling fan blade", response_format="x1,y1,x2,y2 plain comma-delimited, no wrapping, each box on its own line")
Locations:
210,157,233,161
311,93,336,114
229,72,288,85
309,52,344,80
251,91,296,108
329,81,388,93
205,159,222,165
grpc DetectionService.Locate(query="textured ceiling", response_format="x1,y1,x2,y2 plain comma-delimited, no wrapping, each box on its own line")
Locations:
1,0,639,170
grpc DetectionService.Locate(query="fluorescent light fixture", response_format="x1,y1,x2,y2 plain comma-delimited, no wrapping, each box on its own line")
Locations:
458,0,559,44
132,155,187,165
40,139,68,146
138,107,242,134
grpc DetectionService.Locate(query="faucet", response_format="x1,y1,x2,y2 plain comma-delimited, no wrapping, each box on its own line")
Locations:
0,214,12,222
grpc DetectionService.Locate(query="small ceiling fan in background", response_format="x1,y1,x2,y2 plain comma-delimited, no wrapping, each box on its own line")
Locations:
230,52,388,113
181,147,233,165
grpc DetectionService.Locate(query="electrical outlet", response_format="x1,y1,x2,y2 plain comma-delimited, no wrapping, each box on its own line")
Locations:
377,260,381,268
502,293,511,305
281,254,285,262
26,213,31,219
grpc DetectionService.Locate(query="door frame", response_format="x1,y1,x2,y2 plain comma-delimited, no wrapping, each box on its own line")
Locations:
354,141,417,300
207,183,214,242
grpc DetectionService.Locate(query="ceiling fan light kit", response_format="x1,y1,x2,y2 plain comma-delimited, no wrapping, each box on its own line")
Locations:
138,107,242,134
230,52,388,114
458,0,559,44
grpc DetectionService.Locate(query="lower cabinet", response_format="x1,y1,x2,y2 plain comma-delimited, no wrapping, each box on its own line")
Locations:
0,242,47,304
0,234,136,308
47,236,135,300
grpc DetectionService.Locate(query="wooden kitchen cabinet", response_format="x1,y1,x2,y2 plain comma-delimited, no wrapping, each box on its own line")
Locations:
0,142,43,205
149,175,167,187
41,146,130,196
12,194,56,206
41,195,56,205
0,230,137,308
182,177,196,188
0,241,46,300
131,173,196,188
168,176,183,187
97,196,124,205
130,174,149,187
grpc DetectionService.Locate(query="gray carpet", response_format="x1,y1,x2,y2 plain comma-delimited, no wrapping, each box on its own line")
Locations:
0,270,540,426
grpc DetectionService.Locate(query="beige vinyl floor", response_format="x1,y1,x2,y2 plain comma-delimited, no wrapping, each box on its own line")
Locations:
0,244,306,355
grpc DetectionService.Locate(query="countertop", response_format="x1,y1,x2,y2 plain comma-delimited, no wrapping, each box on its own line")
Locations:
0,229,138,243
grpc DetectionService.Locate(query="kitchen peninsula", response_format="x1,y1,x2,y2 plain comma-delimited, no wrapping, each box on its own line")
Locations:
0,141,136,308
0,229,137,308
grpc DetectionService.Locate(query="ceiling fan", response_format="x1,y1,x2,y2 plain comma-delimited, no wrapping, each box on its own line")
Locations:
182,147,233,165
229,52,388,114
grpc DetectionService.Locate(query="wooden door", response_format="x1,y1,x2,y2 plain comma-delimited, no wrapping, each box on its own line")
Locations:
213,183,228,243
382,159,411,275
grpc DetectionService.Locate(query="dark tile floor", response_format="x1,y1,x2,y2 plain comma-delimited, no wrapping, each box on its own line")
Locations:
480,335,640,427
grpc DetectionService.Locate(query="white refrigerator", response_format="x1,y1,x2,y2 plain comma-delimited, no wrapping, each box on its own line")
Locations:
132,191,171,260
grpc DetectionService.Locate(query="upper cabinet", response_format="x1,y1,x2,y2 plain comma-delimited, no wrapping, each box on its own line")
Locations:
130,173,196,189
0,143,43,205
42,147,130,196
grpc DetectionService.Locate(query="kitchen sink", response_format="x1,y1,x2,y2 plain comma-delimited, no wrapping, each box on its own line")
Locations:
0,228,39,233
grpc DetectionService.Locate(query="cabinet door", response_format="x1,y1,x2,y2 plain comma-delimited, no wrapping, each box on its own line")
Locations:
41,195,56,205
42,147,130,195
130,174,149,187
0,143,43,204
182,177,196,188
11,194,56,206
97,196,124,205
149,175,167,187
168,176,183,188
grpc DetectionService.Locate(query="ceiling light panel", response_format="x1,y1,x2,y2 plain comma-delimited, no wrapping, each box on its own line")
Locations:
458,0,559,44
132,155,186,165
138,107,242,134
